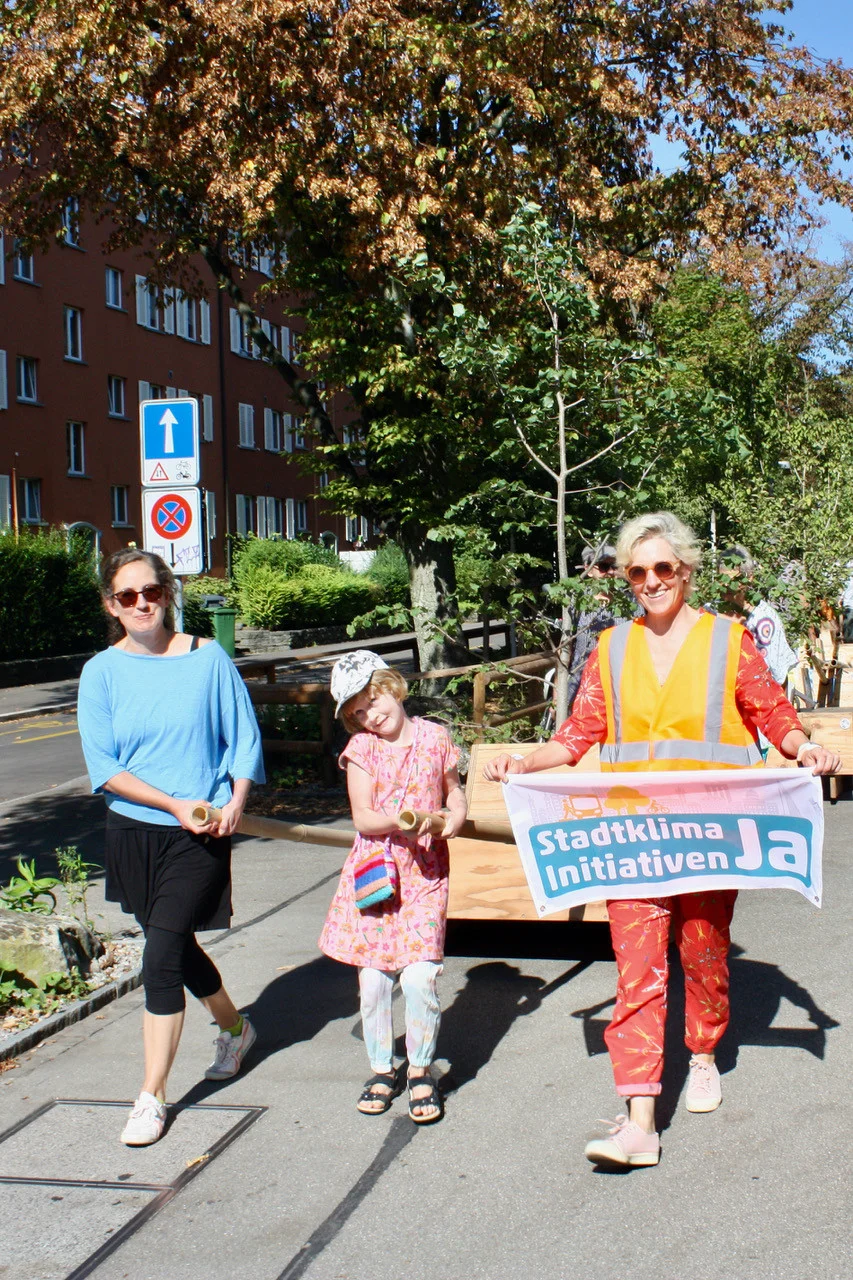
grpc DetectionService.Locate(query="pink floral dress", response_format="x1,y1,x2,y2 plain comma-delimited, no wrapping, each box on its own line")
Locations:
319,718,458,970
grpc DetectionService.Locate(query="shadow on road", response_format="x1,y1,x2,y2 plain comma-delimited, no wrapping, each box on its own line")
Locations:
439,958,592,1096
176,955,360,1107
0,789,105,885
570,941,839,1132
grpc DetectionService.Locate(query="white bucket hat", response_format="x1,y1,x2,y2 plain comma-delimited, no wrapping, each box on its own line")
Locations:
330,650,390,716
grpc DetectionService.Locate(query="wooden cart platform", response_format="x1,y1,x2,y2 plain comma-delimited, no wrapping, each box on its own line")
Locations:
447,743,608,923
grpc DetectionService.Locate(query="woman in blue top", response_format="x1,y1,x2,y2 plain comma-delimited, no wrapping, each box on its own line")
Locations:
78,549,264,1147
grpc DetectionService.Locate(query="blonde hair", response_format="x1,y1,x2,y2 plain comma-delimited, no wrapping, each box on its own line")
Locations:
340,667,408,734
615,511,702,576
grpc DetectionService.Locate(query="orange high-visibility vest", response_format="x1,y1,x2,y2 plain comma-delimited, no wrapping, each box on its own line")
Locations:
597,613,763,772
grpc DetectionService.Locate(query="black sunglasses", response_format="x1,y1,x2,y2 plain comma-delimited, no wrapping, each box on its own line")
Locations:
111,584,166,608
625,560,680,585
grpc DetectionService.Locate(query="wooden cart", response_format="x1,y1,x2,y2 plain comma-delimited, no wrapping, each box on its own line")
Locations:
447,742,608,923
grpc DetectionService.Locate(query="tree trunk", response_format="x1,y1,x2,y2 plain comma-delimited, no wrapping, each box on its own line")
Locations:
399,533,469,684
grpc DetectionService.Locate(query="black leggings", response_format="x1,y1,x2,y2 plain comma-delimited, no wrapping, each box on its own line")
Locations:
142,925,223,1016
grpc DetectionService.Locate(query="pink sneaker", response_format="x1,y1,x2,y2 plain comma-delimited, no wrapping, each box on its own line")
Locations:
584,1115,660,1168
685,1057,722,1112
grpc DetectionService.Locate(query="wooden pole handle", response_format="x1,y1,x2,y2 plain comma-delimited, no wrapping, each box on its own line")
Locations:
398,808,446,835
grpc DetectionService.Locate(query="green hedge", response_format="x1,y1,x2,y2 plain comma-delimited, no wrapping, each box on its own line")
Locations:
365,540,410,607
232,535,340,583
0,530,106,660
238,562,382,629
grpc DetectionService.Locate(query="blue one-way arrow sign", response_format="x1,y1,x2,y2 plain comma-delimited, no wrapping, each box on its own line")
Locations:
139,398,200,487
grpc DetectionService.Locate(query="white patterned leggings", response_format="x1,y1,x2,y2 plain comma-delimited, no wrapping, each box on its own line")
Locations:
358,962,443,1074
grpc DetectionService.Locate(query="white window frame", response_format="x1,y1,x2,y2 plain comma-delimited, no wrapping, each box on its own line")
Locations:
105,266,123,309
21,478,42,524
238,402,255,448
64,306,83,361
293,416,305,449
229,309,253,358
0,475,11,529
295,500,308,533
13,240,34,282
199,298,211,345
283,413,294,453
107,375,126,417
110,484,131,527
345,516,359,544
135,274,171,332
16,356,38,403
285,498,296,540
66,421,85,475
60,197,80,246
235,493,256,535
264,407,283,451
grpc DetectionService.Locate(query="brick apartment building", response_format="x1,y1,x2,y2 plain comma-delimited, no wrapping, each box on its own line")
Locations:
0,204,366,575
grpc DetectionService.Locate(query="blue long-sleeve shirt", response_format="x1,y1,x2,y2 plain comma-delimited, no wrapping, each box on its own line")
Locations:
77,641,264,825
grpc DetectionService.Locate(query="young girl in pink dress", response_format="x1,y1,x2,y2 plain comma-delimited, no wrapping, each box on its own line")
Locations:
319,651,467,1123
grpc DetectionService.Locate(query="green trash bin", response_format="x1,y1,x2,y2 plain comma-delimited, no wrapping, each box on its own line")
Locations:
212,607,238,658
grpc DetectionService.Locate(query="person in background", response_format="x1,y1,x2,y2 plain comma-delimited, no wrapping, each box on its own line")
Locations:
78,550,264,1147
565,543,620,711
719,545,799,687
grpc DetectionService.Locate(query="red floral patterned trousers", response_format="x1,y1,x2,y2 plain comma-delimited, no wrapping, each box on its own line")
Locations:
604,891,737,1097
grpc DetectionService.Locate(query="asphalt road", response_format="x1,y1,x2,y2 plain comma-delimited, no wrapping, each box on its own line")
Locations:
1,783,851,1280
0,712,87,805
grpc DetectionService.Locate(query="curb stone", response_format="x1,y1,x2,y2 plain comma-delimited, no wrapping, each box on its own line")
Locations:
0,701,77,725
0,965,142,1064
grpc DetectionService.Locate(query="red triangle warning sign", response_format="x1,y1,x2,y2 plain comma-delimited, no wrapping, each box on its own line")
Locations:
148,463,169,482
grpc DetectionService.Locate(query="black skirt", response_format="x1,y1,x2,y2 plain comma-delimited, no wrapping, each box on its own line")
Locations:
104,811,232,933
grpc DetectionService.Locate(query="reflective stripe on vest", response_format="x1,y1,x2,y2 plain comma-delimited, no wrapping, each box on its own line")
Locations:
602,615,762,769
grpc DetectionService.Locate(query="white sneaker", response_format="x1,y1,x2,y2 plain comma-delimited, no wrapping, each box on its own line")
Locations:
685,1057,723,1112
204,1017,257,1080
121,1092,167,1146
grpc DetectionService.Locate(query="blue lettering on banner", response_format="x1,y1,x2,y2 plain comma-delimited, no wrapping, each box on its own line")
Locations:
529,813,813,899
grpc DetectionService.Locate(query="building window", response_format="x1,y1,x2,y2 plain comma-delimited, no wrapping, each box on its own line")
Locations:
108,375,126,417
319,472,329,491
264,408,283,451
64,306,83,361
229,309,253,357
235,494,256,535
16,356,38,402
13,240,34,283
66,422,85,475
21,478,42,524
238,402,255,448
295,500,308,533
105,267,123,309
293,416,305,449
111,485,131,526
345,516,359,544
176,292,199,342
257,496,283,538
135,275,174,333
60,197,80,246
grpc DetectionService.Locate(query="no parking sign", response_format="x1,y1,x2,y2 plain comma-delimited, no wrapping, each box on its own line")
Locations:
142,487,204,574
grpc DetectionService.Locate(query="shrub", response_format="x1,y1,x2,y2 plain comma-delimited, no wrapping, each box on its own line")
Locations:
238,564,295,628
0,529,106,660
232,534,340,584
365,540,410,607
236,561,381,629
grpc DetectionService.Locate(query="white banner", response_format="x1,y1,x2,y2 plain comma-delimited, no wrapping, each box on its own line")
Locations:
502,768,824,917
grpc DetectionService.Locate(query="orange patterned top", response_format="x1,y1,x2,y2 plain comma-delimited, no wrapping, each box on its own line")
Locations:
553,622,802,763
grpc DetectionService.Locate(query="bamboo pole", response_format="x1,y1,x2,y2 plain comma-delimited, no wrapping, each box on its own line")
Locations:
191,807,515,846
398,809,446,835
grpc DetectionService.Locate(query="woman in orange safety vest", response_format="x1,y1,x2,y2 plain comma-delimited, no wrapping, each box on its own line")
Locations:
485,511,840,1170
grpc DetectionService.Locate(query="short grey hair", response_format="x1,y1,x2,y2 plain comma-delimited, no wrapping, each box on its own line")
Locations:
615,511,702,574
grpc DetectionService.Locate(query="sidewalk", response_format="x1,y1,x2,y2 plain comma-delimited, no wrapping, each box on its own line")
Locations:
0,786,851,1279
0,677,80,723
